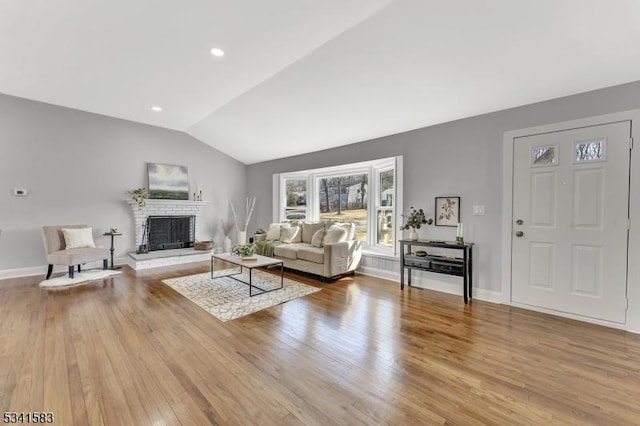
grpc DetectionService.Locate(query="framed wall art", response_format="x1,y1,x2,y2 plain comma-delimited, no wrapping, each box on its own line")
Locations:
147,163,189,200
435,196,460,226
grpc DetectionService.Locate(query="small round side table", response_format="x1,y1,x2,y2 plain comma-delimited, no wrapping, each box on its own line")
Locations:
103,231,123,269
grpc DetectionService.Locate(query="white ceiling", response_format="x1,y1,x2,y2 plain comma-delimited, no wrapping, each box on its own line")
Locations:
2,0,640,164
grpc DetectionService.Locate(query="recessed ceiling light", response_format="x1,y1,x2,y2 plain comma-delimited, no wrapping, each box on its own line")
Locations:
151,105,162,112
210,47,225,57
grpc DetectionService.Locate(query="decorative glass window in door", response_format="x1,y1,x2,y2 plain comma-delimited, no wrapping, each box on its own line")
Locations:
531,144,558,167
575,138,606,162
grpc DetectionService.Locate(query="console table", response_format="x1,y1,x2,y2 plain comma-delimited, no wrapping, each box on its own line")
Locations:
399,239,474,303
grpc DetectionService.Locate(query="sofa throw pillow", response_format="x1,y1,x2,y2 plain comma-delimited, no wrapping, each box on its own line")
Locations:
62,227,95,249
332,222,356,240
311,228,325,247
280,226,302,243
302,222,326,243
323,225,348,245
266,222,290,240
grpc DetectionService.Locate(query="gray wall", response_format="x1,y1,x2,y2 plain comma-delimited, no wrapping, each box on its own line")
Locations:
0,93,247,271
247,80,640,292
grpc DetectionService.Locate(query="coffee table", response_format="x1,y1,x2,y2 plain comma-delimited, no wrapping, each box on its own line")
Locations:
211,253,284,297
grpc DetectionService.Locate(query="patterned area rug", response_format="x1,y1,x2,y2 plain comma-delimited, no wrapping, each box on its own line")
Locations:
162,268,321,322
39,269,121,288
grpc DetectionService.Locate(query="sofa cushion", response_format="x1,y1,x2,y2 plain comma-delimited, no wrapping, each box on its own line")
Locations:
280,226,302,243
266,222,289,240
331,222,356,240
301,222,326,243
273,243,299,260
323,225,348,244
311,228,325,247
296,246,325,264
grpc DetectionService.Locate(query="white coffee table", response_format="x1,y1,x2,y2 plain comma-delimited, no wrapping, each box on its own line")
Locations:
211,252,284,297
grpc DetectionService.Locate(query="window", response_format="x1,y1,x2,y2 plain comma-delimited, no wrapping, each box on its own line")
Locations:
276,156,402,255
284,178,308,220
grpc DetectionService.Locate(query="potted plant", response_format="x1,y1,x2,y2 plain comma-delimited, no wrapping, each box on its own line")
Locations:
128,187,148,210
400,206,433,240
232,243,256,257
254,227,267,242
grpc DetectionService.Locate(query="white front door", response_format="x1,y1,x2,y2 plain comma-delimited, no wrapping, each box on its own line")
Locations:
511,121,631,323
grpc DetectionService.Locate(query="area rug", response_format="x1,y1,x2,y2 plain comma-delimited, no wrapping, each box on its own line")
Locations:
162,268,321,322
39,269,122,288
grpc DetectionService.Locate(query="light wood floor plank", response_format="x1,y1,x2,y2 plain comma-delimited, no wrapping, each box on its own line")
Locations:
1,262,640,425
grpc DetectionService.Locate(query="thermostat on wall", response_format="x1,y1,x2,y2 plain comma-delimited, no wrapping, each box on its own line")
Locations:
13,188,27,196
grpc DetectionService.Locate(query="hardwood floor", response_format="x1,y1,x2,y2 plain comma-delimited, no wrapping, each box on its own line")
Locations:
1,262,640,425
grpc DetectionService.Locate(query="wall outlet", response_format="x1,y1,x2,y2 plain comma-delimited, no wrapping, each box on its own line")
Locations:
13,188,27,196
472,205,485,216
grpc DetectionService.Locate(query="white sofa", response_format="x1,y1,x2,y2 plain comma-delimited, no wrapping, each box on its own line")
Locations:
256,221,362,280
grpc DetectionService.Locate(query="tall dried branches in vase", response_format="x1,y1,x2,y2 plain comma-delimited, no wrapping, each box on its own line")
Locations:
230,197,256,245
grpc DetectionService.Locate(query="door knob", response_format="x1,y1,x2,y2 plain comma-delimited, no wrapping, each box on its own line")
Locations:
515,231,524,237
516,219,524,225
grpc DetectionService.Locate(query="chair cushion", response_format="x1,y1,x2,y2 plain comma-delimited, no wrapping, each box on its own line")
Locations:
47,247,109,265
296,247,325,264
62,227,96,248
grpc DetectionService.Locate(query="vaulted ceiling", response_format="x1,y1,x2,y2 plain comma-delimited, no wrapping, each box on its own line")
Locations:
2,0,640,164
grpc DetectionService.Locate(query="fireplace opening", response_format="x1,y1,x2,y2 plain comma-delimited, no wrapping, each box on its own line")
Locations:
147,215,195,251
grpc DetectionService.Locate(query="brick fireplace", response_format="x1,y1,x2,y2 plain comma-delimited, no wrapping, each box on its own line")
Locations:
129,199,208,252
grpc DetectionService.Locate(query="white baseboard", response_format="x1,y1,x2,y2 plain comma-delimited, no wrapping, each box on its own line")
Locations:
357,265,502,304
0,257,128,280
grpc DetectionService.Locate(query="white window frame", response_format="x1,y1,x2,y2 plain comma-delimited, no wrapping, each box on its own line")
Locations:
274,156,403,256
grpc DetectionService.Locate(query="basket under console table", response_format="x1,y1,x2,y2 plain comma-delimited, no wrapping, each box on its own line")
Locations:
399,239,474,304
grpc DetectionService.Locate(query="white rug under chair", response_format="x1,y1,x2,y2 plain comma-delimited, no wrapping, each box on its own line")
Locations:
39,269,122,288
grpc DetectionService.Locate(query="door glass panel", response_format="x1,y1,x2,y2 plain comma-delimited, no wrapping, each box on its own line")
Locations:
575,138,605,162
531,144,558,166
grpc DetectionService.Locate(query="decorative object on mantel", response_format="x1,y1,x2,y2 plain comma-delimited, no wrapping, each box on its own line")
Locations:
435,196,460,226
128,187,148,210
148,163,189,200
221,220,234,252
455,222,464,244
400,206,433,240
230,196,256,245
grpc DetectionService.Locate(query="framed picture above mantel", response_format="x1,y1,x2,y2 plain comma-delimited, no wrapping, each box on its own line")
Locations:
147,163,189,200
435,196,460,226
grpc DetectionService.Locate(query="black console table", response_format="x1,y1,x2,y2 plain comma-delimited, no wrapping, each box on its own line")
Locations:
399,239,474,304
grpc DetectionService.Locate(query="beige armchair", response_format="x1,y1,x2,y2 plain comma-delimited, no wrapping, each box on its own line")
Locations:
41,225,109,279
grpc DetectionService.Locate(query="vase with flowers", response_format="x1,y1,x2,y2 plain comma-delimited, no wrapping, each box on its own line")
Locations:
400,206,433,240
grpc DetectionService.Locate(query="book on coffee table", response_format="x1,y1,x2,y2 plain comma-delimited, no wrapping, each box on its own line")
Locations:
241,256,258,261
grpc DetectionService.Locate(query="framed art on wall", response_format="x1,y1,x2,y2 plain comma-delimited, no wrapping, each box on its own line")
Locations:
148,163,189,200
435,196,460,226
